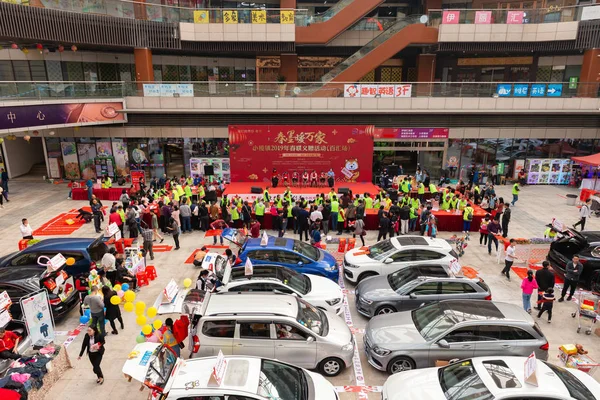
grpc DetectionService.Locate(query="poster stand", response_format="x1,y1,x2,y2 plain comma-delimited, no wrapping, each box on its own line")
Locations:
19,289,56,347
125,246,146,274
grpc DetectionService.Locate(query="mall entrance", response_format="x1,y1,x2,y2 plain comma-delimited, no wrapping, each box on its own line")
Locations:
373,140,447,184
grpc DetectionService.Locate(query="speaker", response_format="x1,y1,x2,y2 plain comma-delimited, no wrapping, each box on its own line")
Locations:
338,187,350,195
203,165,214,176
251,186,262,194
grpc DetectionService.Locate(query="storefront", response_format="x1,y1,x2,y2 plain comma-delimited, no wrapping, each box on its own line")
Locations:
439,56,535,83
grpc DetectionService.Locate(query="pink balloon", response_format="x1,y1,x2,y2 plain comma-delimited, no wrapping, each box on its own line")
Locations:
147,335,159,343
117,290,124,297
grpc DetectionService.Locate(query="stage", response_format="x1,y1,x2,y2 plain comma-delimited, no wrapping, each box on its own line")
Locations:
222,182,381,201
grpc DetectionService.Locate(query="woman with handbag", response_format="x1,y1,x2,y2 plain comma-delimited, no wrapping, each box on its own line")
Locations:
353,217,366,246
78,326,105,384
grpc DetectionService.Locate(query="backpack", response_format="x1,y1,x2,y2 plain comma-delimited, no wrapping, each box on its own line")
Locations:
466,209,473,221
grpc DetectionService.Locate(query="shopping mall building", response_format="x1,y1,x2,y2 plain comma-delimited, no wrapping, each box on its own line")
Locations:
0,0,599,185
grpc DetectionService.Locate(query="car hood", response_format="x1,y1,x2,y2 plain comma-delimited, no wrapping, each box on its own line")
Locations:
367,311,425,347
345,249,378,265
323,310,352,345
306,371,337,400
321,250,337,267
575,246,600,261
383,368,443,400
356,275,397,301
306,275,343,302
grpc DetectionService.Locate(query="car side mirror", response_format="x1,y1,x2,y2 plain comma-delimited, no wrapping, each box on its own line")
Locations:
297,261,303,266
307,336,314,343
438,339,450,349
409,293,417,299
384,258,393,264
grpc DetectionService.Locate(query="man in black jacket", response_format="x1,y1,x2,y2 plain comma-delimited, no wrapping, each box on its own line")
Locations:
535,261,556,310
501,203,511,237
356,200,365,221
378,212,390,241
297,208,310,241
321,201,332,235
292,202,301,234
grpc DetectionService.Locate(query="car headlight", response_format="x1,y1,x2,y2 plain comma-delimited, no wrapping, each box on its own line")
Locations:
342,342,354,352
372,346,391,356
359,297,373,305
325,264,337,272
326,298,341,306
344,262,358,268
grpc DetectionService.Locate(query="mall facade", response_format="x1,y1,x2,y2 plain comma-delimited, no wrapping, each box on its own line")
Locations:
0,0,599,184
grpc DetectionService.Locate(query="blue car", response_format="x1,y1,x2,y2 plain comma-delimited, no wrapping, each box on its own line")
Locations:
0,237,108,277
237,236,339,281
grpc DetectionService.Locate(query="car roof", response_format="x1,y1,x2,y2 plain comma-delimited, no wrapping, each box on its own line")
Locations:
391,236,452,251
229,265,293,281
24,238,99,252
205,293,298,317
415,276,478,284
168,356,262,394
244,236,293,251
437,300,531,323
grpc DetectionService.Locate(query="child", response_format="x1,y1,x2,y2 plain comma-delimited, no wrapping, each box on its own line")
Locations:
537,288,555,323
430,217,438,238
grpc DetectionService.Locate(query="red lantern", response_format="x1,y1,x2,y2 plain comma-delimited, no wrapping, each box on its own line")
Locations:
229,130,246,145
71,45,78,52
10,43,18,50
36,43,43,50
57,45,64,53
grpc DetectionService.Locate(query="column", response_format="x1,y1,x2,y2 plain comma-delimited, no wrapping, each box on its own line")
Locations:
279,54,298,83
578,48,600,98
134,48,154,83
416,54,436,96
280,0,297,8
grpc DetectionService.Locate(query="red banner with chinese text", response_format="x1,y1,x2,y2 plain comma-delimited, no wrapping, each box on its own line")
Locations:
229,125,374,183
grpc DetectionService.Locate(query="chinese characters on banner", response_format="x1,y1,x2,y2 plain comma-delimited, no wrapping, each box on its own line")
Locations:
193,10,209,23
496,83,562,97
251,10,266,23
442,10,460,24
223,10,238,24
280,10,295,24
373,128,449,139
474,11,492,24
344,84,412,98
229,125,374,183
507,11,524,24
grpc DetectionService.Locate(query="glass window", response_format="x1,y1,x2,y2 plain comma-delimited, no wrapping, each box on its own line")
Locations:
544,362,596,400
477,326,502,341
162,65,179,81
412,303,457,341
444,327,479,343
296,298,327,336
446,139,462,179
239,322,271,339
202,320,236,338
410,282,439,295
367,239,396,260
292,240,319,261
388,268,419,291
146,346,178,391
275,323,309,340
441,282,475,294
420,265,449,277
482,360,522,389
258,360,306,400
10,253,39,266
233,283,270,292
439,360,493,400
248,250,273,261
391,250,414,262
414,250,444,261
500,326,534,341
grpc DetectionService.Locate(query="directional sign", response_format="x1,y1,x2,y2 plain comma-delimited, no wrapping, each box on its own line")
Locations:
513,84,529,97
547,84,563,97
496,84,512,97
531,84,546,97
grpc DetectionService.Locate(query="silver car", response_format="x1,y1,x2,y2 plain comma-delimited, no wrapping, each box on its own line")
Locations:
364,300,549,374
356,272,491,317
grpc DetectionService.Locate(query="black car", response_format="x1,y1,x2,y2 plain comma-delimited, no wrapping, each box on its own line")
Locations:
0,266,79,320
547,229,600,289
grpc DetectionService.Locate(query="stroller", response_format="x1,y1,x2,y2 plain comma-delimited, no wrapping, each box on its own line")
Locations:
76,208,93,223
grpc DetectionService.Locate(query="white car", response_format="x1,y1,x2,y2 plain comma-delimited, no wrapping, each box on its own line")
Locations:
382,356,600,400
343,236,459,284
123,343,337,400
219,264,344,315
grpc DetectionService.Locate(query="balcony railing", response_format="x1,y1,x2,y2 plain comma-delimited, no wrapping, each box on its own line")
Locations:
428,4,590,27
0,81,597,100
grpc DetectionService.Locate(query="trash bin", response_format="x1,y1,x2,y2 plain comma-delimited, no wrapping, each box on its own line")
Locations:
566,194,578,206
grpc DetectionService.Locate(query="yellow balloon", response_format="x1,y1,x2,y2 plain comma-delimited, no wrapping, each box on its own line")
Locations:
135,301,146,316
147,307,157,319
136,315,147,326
153,320,162,330
124,290,135,303
183,278,192,289
110,295,121,305
142,324,153,335
113,284,122,292
124,302,134,312
65,257,75,266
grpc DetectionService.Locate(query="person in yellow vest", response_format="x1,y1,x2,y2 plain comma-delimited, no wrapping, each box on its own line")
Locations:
230,203,240,228
463,204,474,233
409,204,419,232
458,197,468,211
328,188,336,201
197,184,205,200
411,196,420,211
544,227,557,240
417,182,425,203
172,189,180,205
254,198,265,226
263,187,271,204
440,195,451,211
184,184,192,199
336,207,346,235
449,196,459,210
186,176,193,186
511,182,520,206
176,184,185,198
400,178,410,195
275,195,283,209
364,193,373,209
330,195,340,232
162,194,170,205
384,195,392,210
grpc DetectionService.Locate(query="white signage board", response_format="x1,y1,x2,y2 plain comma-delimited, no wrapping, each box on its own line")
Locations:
20,290,55,346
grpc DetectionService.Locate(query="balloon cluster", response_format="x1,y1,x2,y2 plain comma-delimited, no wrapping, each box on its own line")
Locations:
121,289,165,344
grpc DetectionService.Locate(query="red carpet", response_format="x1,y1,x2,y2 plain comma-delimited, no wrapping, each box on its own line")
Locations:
33,207,103,236
223,182,380,201
152,245,173,252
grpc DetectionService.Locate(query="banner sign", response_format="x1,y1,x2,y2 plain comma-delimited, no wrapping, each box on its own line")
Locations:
344,84,412,98
507,11,525,24
526,158,571,185
442,10,460,24
143,84,194,97
193,10,209,23
496,83,563,97
0,102,126,132
20,290,55,346
280,10,295,24
229,125,373,183
582,5,600,21
251,10,266,23
373,127,449,139
474,11,492,24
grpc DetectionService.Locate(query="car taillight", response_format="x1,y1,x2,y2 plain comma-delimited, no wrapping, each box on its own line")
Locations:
49,297,61,305
580,259,587,264
484,295,492,301
90,261,96,270
540,342,549,351
192,335,200,353
44,279,57,291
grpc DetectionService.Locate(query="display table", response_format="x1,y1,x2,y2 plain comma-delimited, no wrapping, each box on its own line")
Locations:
72,187,123,201
580,188,599,202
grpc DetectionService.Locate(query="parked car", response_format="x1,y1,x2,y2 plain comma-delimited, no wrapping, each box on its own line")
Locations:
123,343,338,400
237,236,339,281
0,266,78,320
343,236,459,284
382,356,600,400
0,237,108,277
364,300,548,374
356,272,491,317
183,291,354,376
219,264,344,315
547,229,600,288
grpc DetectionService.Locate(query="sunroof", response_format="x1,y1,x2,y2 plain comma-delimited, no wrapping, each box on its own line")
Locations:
274,238,287,247
396,237,429,246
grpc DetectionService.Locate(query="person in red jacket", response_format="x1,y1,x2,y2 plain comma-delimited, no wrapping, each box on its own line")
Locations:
108,209,122,230
0,328,21,360
210,219,228,245
250,218,261,238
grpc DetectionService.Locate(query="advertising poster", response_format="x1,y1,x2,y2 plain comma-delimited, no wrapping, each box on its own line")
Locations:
229,125,374,183
189,158,228,180
111,139,130,177
61,141,80,180
527,159,540,184
560,160,572,185
96,141,113,158
20,290,55,346
78,143,97,180
526,158,571,185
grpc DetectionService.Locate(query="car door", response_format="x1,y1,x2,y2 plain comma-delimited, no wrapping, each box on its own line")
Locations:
275,250,305,273
247,250,276,266
385,250,416,275
233,321,275,359
401,282,440,311
500,325,540,357
273,322,317,369
429,326,477,366
439,281,477,301
198,319,236,357
471,325,509,358
412,250,445,267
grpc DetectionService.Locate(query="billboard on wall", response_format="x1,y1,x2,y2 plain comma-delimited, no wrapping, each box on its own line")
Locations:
229,125,374,183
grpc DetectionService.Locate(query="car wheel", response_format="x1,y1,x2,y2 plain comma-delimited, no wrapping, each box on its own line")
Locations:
319,357,344,377
376,305,397,315
357,272,377,283
387,356,416,374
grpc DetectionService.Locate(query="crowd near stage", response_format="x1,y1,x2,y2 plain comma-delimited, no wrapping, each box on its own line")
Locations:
222,182,381,202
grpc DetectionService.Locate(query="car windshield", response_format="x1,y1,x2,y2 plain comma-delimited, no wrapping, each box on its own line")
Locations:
438,360,493,400
145,345,178,391
412,303,457,341
278,268,311,295
296,297,328,336
387,268,418,291
293,240,319,262
367,240,396,260
87,239,108,261
544,362,596,400
258,359,308,400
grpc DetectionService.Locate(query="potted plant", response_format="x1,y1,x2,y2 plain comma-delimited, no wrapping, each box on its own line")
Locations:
277,75,287,97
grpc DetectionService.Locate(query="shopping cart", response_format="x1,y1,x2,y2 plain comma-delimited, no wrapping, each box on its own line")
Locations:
571,290,598,335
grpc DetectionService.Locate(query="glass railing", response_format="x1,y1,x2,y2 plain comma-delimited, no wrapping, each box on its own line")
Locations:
428,4,587,27
294,0,355,26
7,0,302,24
2,81,596,99
347,16,399,31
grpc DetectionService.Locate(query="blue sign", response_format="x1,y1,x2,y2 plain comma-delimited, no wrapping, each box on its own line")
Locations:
496,84,512,97
139,350,152,366
513,84,529,97
547,84,563,97
531,84,546,97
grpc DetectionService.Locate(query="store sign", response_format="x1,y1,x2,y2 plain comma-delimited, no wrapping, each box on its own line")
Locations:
373,128,449,139
513,84,529,97
496,84,512,97
143,84,194,97
581,5,600,21
527,159,571,185
569,76,578,89
251,10,266,23
223,10,238,24
280,10,295,24
474,11,492,24
442,10,460,24
193,10,209,23
531,84,546,97
496,83,562,97
20,290,55,346
507,11,524,24
344,84,412,98
547,84,563,97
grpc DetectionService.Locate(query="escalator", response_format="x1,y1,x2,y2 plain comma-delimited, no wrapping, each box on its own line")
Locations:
295,0,384,45
309,16,439,96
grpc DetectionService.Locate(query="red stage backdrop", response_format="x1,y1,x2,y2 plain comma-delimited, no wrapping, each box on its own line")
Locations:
229,125,373,183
